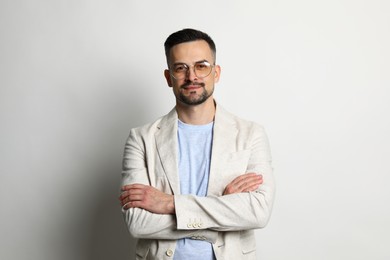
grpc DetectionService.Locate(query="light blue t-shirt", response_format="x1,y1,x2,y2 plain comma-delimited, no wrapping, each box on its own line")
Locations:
174,120,215,260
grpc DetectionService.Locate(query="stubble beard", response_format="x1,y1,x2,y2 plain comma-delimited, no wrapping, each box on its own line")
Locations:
177,83,214,106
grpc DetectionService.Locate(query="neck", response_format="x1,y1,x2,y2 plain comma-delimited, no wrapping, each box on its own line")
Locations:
176,98,216,125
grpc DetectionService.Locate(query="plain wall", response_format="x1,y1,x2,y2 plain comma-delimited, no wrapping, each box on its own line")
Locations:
1,0,389,259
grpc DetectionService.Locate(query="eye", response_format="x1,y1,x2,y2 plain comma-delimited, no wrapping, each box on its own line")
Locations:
174,64,187,72
195,62,210,71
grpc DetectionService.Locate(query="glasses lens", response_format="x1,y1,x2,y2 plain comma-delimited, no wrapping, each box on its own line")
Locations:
194,62,212,78
172,64,188,79
171,62,213,79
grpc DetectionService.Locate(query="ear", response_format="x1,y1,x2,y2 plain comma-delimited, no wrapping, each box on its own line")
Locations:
213,65,221,83
164,69,172,87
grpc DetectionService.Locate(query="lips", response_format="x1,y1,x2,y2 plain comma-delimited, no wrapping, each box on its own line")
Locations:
185,85,201,90
181,82,204,90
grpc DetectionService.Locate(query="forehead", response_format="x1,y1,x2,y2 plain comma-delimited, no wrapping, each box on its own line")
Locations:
169,40,214,64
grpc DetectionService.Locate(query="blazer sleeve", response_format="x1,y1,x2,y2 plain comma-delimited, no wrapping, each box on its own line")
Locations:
174,125,276,231
121,129,218,242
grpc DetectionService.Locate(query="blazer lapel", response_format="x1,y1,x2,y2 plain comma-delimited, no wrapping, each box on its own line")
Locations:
208,105,238,196
155,108,180,195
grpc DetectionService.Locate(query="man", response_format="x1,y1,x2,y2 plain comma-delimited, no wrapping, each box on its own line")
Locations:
119,28,275,260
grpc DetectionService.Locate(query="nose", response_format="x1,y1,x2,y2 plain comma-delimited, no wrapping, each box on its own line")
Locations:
185,66,198,81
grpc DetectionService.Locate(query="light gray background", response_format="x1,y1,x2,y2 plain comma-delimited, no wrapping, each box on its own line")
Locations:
1,1,389,259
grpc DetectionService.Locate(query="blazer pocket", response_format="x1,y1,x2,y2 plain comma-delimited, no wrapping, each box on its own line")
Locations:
213,150,253,193
226,149,251,162
240,230,256,254
222,150,251,174
135,239,150,259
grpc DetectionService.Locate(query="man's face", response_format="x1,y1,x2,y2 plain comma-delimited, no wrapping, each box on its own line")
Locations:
164,40,220,106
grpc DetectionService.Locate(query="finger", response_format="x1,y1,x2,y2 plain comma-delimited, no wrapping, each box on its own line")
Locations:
120,186,147,199
247,176,263,190
243,182,262,192
231,173,257,183
225,178,248,194
119,190,129,200
130,183,148,189
244,174,262,182
236,175,262,191
123,201,132,209
121,197,129,207
231,173,261,188
223,173,262,195
121,193,144,206
223,183,237,195
233,174,259,186
121,183,147,191
121,185,130,191
121,192,146,206
124,200,143,209
128,194,144,202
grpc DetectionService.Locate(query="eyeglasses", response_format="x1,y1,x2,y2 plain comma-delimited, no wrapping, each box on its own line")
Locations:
169,61,214,80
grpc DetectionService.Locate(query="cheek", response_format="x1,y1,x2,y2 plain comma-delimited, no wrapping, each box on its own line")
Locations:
172,79,185,89
206,78,216,89
171,84,182,94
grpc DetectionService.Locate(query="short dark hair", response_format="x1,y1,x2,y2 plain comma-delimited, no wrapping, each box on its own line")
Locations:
164,28,216,65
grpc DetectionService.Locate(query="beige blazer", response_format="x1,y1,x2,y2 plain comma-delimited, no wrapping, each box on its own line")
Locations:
121,104,275,260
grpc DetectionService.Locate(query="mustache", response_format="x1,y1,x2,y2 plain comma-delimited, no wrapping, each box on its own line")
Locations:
180,82,205,89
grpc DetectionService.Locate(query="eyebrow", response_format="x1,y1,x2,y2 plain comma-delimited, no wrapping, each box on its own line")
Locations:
172,59,210,66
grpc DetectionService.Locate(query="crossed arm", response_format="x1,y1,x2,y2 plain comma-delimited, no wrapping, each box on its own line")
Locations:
119,173,263,214
119,125,274,240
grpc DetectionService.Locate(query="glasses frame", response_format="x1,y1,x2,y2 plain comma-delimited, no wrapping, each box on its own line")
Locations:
169,61,215,80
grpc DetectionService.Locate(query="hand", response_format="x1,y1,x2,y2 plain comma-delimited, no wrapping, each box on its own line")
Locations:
223,173,263,195
119,184,175,214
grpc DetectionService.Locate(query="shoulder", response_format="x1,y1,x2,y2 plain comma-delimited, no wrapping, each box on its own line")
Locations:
129,107,177,137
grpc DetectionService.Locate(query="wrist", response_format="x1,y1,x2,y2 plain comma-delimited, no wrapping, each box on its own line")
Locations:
167,195,175,214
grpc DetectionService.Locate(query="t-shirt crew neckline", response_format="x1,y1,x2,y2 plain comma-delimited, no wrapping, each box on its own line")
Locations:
178,119,214,131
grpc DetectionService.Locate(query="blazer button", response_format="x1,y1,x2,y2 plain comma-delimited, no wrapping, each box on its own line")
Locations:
187,223,193,228
166,249,174,257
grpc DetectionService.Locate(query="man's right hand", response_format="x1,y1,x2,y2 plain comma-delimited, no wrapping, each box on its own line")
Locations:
120,184,175,214
223,173,263,195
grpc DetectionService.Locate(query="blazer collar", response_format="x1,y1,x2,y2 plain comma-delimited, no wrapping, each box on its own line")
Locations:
154,108,180,194
208,104,238,195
